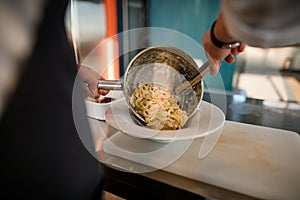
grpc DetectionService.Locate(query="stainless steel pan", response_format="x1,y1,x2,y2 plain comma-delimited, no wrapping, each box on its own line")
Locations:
98,46,209,123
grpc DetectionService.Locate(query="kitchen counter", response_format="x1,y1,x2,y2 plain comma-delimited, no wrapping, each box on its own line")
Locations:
88,90,300,200
203,91,300,134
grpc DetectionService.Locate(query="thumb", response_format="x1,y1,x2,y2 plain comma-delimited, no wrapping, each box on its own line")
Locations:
205,52,221,76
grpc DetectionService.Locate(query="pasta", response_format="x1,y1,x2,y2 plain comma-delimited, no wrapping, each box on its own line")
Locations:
130,83,188,130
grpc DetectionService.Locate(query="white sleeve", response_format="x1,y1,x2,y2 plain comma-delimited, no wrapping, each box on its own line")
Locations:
221,0,300,47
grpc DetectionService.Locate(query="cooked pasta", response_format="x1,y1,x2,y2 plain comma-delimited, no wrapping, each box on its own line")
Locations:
130,83,188,130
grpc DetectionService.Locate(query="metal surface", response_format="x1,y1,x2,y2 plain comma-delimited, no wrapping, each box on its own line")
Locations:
175,61,209,95
98,80,123,90
98,46,205,122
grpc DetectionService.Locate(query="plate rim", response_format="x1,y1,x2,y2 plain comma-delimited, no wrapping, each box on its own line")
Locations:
104,99,225,143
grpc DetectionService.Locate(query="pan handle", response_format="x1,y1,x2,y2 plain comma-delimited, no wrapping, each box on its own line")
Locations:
189,61,209,87
98,80,123,90
175,61,209,95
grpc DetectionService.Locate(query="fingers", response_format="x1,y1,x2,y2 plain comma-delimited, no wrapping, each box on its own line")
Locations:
84,84,110,100
231,43,245,55
84,84,100,99
225,43,245,63
84,84,97,99
87,82,111,98
88,81,100,98
231,48,239,55
78,65,110,99
99,89,109,96
238,43,246,52
202,28,246,75
224,54,235,63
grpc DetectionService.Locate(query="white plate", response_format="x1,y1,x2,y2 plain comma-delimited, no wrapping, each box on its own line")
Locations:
105,99,225,143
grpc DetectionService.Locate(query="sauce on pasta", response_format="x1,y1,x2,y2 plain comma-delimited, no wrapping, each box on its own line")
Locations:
130,83,188,130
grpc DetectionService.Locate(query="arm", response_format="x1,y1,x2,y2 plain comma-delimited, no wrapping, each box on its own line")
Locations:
202,12,245,75
222,0,300,47
202,0,300,75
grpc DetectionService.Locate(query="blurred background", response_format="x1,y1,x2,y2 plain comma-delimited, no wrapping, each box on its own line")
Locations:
65,0,300,104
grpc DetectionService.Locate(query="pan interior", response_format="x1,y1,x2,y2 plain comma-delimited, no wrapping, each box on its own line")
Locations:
124,47,203,117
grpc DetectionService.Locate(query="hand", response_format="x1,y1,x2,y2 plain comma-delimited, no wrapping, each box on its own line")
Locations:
202,30,245,75
78,65,109,99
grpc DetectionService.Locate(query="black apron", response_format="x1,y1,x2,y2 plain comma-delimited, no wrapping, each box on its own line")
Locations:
0,0,103,199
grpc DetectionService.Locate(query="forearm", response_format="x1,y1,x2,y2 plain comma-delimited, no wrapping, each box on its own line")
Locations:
221,0,300,47
213,12,238,44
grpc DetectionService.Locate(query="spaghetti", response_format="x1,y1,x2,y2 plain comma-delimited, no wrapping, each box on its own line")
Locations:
130,83,188,130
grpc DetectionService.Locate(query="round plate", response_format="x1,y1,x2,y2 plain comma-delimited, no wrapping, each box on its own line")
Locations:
104,98,225,143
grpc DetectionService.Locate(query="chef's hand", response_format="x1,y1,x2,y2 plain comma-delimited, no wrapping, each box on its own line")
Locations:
202,31,245,75
78,65,109,99
202,14,245,75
